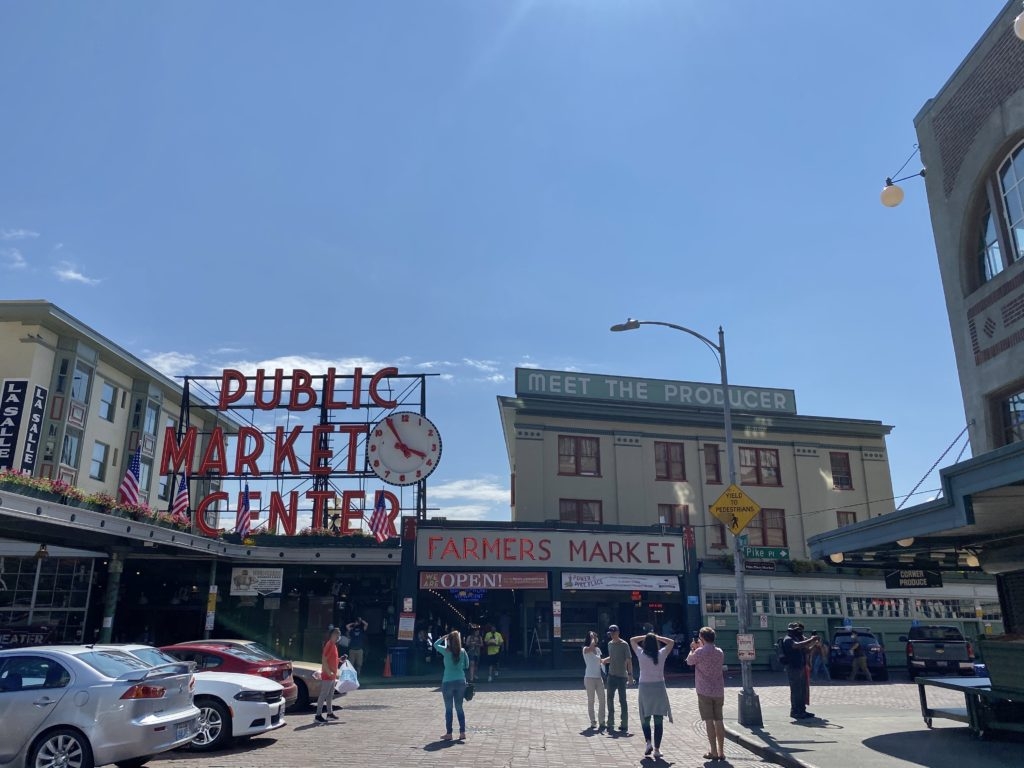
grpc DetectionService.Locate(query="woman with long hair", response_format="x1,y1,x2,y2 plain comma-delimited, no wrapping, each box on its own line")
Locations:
629,631,675,759
433,629,470,741
582,630,606,729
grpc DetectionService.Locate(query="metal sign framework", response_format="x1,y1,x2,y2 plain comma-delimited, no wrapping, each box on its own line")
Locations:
174,370,435,526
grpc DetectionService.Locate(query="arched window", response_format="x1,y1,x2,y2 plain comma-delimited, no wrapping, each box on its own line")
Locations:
978,205,1003,283
975,141,1024,286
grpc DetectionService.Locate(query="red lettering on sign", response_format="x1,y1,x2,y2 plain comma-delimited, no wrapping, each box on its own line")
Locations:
272,426,303,474
428,536,444,559
268,491,299,535
289,370,316,411
254,369,285,409
197,427,228,475
569,539,587,561
464,537,480,560
626,542,640,562
234,426,264,477
538,539,551,560
309,425,334,475
160,425,196,474
195,492,228,537
608,541,623,563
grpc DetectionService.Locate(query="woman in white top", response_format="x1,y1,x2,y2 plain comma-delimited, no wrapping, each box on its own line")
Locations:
582,630,606,730
629,632,675,759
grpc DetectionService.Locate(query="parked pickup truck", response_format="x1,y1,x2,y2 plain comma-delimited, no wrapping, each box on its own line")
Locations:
900,625,976,679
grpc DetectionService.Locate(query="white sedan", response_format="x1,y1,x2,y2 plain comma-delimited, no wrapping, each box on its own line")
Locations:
106,645,286,751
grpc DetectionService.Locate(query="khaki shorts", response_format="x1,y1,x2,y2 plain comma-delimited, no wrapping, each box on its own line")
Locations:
697,694,724,721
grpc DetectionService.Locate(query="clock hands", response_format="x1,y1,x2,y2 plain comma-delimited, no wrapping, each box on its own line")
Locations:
385,417,425,459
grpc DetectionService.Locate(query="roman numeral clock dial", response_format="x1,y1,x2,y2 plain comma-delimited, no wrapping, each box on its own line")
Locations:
367,412,442,485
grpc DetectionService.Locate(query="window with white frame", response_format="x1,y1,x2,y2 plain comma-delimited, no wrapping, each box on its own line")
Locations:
89,442,109,481
98,381,117,422
974,141,1024,286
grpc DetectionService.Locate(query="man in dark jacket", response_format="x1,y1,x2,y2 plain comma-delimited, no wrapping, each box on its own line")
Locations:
782,622,819,720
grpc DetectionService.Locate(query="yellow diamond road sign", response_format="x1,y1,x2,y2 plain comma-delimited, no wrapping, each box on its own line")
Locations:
710,483,761,536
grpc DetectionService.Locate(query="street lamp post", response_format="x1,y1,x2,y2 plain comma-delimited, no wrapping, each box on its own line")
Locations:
611,317,763,727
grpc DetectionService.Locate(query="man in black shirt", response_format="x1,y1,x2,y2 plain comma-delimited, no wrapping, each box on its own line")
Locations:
782,622,819,720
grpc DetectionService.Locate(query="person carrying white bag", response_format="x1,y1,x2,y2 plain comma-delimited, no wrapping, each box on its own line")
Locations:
315,627,342,723
335,657,360,694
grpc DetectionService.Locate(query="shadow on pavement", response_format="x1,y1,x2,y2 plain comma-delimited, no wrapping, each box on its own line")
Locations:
159,736,280,760
862,728,1024,767
422,738,464,752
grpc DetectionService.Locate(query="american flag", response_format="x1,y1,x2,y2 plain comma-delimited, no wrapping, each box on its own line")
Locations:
170,473,190,524
368,491,389,543
118,443,142,505
236,482,251,537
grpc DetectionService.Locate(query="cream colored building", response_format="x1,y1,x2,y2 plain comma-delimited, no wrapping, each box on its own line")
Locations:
499,367,895,561
499,368,1002,666
0,300,230,505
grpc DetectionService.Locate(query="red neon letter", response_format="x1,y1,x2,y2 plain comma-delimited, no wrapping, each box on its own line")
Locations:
160,425,196,474
195,492,229,537
218,370,247,410
368,367,399,408
196,427,228,476
289,369,316,411
233,426,264,477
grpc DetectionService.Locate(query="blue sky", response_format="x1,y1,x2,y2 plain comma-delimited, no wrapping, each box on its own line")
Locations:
1,1,1005,522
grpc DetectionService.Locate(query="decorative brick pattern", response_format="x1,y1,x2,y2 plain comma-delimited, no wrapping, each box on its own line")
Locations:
931,25,1024,198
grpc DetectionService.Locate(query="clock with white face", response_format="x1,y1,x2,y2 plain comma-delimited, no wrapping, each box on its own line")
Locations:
367,411,442,485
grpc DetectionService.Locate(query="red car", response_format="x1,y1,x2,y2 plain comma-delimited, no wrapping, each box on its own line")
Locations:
160,642,298,707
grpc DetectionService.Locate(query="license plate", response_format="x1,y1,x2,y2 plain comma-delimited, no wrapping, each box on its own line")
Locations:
176,721,191,740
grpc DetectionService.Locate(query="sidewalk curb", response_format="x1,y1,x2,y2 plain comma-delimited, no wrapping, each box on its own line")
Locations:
724,726,820,768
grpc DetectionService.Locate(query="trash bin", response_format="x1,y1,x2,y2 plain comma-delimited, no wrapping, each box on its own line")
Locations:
388,646,408,676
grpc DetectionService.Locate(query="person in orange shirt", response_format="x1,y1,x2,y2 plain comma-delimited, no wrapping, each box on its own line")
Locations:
316,627,342,723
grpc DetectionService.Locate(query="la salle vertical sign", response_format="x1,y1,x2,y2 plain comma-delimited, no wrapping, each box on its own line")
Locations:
0,380,28,471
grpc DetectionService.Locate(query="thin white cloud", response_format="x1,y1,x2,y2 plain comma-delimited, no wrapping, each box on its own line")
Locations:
1,228,39,240
425,477,512,521
430,478,509,504
53,261,100,285
145,351,203,377
463,358,500,373
1,248,26,270
477,374,506,384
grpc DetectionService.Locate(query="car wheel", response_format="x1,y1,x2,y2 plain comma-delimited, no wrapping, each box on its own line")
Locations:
30,728,94,768
294,678,310,710
190,697,232,751
115,758,153,768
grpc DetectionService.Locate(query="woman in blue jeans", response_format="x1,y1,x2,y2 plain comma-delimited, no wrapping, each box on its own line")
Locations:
433,630,469,741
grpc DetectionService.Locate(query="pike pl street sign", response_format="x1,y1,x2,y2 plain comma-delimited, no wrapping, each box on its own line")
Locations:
743,546,790,561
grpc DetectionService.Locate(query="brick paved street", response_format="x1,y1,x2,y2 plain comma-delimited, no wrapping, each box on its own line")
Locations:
150,674,995,768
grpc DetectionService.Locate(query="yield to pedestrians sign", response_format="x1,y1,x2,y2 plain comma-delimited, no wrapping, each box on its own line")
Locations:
710,484,761,535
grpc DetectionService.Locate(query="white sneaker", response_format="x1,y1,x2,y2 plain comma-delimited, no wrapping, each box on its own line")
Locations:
644,741,653,756
653,748,663,758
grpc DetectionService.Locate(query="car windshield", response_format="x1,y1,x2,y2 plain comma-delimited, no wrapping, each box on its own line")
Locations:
211,645,270,663
77,650,154,677
235,641,281,660
129,647,181,667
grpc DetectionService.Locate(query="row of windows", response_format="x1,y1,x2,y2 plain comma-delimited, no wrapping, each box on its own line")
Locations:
557,436,856,490
704,591,1003,622
558,500,856,542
